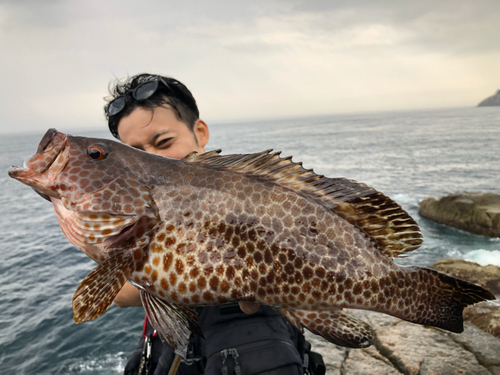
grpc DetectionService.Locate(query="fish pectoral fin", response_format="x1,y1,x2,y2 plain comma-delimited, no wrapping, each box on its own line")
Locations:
279,308,373,348
140,290,202,358
73,251,137,324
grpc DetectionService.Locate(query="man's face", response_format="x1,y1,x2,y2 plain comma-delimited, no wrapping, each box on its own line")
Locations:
117,105,208,159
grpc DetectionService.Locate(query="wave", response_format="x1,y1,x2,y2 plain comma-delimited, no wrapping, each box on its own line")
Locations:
59,352,127,374
462,249,500,267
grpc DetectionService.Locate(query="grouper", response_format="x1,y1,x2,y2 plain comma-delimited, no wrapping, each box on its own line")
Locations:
8,128,494,356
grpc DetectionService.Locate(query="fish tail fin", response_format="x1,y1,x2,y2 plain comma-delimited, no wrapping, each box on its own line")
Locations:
399,266,495,333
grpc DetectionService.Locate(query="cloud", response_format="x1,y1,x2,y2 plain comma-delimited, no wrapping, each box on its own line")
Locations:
284,0,500,55
0,0,499,134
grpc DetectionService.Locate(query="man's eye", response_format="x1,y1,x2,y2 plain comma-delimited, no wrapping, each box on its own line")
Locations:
156,138,173,147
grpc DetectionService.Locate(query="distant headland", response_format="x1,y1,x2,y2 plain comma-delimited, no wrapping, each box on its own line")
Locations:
478,89,500,106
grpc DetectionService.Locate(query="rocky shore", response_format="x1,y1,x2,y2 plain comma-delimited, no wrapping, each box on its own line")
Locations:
419,192,500,237
307,310,500,374
307,259,500,374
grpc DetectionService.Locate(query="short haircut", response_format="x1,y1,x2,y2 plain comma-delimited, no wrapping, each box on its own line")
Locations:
105,73,199,139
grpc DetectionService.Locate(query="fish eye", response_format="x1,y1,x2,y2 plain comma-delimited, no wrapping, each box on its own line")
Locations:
86,144,108,160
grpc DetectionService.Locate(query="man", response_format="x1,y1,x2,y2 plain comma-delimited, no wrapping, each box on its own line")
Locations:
105,73,324,375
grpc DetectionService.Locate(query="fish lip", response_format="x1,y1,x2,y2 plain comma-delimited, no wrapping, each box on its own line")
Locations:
8,131,68,200
38,135,68,174
7,165,28,178
21,129,68,174
37,128,58,154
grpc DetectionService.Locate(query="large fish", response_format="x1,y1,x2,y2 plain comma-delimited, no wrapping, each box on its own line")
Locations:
8,129,494,356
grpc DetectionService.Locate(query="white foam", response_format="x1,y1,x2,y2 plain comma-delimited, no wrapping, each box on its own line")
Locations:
67,352,127,374
445,248,463,259
462,249,500,267
392,193,416,205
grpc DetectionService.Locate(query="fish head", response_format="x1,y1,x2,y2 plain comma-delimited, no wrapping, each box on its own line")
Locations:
8,128,155,214
8,128,160,257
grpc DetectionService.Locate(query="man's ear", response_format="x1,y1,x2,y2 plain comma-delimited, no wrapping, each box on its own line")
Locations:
193,119,209,148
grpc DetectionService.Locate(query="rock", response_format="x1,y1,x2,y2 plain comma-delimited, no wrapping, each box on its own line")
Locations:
446,319,500,374
464,305,500,339
343,345,400,375
307,333,346,374
370,319,490,374
430,258,500,297
306,309,500,374
418,192,500,237
478,89,500,106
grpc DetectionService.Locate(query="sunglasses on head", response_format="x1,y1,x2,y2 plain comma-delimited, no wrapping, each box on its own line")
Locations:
105,77,198,118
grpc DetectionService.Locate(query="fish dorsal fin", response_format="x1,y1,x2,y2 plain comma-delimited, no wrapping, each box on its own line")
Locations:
183,150,422,257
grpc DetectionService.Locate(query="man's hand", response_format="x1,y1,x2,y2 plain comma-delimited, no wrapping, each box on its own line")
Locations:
115,283,262,315
239,302,260,314
114,282,142,307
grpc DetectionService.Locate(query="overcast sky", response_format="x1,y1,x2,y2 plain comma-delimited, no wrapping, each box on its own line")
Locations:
1,0,499,134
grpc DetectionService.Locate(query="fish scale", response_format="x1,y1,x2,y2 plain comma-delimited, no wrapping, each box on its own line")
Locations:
8,128,495,357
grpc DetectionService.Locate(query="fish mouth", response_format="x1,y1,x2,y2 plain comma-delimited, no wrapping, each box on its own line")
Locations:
8,128,68,200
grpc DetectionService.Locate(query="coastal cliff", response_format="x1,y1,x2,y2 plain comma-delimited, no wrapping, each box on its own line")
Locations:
310,259,500,374
478,90,500,106
418,192,500,237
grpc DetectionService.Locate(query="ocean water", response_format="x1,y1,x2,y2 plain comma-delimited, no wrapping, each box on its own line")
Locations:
1,106,499,374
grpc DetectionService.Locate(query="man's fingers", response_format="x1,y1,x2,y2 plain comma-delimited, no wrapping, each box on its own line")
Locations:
239,302,260,314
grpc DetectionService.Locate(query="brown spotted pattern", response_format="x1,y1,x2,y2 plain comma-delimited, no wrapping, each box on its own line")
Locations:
132,156,492,334
8,129,495,353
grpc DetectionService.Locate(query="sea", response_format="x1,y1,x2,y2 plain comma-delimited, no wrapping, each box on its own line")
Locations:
0,106,499,374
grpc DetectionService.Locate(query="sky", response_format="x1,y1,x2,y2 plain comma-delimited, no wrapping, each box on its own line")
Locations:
0,0,499,134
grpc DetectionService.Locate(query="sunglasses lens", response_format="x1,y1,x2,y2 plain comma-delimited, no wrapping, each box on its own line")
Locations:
134,81,159,101
107,78,197,119
107,96,126,116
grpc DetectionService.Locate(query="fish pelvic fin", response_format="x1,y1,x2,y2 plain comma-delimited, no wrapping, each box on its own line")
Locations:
183,149,422,258
73,249,140,324
140,290,202,358
279,308,373,348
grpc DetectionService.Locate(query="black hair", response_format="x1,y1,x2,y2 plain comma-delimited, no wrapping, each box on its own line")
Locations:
104,73,199,139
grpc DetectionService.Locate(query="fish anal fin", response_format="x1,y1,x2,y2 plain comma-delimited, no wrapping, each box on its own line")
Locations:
73,250,138,324
140,290,202,358
183,150,422,258
280,308,373,348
